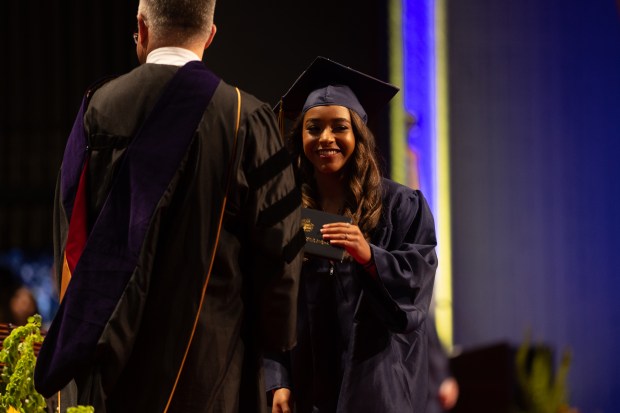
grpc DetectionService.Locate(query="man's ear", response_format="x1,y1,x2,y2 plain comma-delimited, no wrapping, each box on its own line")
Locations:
138,14,149,46
204,24,217,50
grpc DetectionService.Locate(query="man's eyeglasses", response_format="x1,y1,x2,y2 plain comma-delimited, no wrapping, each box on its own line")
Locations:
133,33,138,45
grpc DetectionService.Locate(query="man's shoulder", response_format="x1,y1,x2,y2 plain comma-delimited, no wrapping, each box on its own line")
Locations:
213,79,272,115
89,64,178,110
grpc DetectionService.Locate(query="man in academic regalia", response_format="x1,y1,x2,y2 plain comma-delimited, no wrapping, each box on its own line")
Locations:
33,1,304,412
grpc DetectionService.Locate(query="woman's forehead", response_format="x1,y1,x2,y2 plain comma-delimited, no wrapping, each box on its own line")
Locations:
303,105,352,120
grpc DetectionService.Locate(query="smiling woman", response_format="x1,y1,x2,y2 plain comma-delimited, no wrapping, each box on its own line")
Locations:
265,56,439,413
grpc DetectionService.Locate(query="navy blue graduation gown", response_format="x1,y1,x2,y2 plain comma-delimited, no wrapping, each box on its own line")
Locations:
266,178,437,412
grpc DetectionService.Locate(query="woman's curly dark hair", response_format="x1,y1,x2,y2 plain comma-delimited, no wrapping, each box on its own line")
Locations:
287,109,383,240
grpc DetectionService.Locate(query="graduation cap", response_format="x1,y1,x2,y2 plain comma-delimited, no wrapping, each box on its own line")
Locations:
276,56,399,124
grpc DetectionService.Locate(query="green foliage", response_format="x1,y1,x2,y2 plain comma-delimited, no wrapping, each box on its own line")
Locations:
514,331,573,413
66,407,94,413
0,315,46,413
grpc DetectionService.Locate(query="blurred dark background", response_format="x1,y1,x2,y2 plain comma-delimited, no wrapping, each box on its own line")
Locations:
2,1,620,412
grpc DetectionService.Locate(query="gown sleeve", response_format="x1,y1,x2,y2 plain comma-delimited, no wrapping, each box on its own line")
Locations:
241,102,303,351
245,103,301,402
263,350,292,404
358,182,438,333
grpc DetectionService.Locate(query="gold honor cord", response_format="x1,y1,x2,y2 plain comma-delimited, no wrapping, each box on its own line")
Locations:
163,87,242,412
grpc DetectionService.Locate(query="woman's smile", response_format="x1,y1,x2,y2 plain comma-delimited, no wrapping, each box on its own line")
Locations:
317,148,341,157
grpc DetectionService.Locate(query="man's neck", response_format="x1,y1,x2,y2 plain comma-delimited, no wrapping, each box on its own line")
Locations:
146,47,202,66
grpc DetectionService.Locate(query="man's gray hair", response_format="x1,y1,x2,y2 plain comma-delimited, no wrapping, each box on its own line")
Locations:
139,0,216,39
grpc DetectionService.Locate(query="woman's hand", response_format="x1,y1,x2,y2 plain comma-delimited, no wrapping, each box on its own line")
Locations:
272,388,292,413
321,222,372,265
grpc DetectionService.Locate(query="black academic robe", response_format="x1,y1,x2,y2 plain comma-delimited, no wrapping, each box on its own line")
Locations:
37,62,303,413
266,179,437,412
